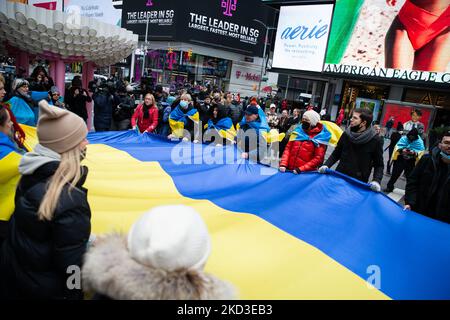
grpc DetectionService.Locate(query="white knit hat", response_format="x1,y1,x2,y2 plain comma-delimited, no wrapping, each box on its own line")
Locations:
127,205,211,272
12,78,29,91
303,110,321,126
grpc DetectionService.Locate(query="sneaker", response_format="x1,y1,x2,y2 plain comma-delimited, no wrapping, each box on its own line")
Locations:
383,188,394,193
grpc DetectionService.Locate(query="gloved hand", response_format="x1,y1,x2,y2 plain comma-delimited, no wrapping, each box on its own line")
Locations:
318,165,328,174
293,168,301,175
279,166,286,173
369,181,381,192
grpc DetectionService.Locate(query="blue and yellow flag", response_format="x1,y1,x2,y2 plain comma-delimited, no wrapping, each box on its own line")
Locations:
0,133,22,221
5,97,36,126
319,121,343,146
205,117,237,142
169,106,199,138
3,128,450,299
238,108,270,134
392,135,426,163
85,131,450,300
289,123,332,146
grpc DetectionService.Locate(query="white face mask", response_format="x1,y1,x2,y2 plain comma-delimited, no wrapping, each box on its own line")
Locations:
180,100,189,109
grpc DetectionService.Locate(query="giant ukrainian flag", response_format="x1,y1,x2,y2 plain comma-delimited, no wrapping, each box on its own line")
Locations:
2,128,450,300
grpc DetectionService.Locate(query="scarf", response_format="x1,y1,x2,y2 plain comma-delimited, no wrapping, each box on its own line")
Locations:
345,126,377,145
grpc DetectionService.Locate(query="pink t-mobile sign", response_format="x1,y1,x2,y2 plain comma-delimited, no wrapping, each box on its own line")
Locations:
221,0,237,17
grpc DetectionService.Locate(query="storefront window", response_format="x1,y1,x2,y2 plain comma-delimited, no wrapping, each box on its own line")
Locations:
141,49,231,88
403,88,450,135
339,81,389,124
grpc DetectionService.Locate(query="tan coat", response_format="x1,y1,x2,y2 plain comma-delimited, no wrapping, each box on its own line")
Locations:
82,234,237,300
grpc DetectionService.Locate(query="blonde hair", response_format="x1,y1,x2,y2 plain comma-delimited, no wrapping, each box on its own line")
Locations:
38,146,83,221
144,93,155,106
0,73,5,85
180,93,192,102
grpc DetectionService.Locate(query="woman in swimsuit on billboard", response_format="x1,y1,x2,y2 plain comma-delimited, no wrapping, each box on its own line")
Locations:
385,0,449,72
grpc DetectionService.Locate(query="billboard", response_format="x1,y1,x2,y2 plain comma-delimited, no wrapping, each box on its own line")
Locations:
324,0,450,84
382,103,433,133
176,0,275,57
120,0,276,56
64,0,122,26
272,4,334,72
121,0,178,41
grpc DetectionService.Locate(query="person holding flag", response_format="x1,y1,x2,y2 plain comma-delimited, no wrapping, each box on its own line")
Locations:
168,93,200,143
384,128,425,193
204,104,236,146
279,110,329,174
236,98,270,162
6,79,36,126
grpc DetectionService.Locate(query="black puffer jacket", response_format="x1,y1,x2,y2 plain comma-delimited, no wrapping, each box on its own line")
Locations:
405,147,450,223
65,87,92,122
325,131,384,183
0,162,91,300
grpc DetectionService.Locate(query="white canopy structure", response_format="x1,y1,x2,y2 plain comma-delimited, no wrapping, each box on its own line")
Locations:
0,1,138,66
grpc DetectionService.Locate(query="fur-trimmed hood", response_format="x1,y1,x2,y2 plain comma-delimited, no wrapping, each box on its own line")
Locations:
82,234,237,300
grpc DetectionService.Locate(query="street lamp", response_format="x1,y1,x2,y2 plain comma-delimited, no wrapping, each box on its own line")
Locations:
253,19,276,98
141,13,150,77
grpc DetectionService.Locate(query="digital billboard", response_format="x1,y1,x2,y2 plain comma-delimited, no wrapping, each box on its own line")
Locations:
324,0,450,84
121,0,276,57
272,4,334,72
64,0,122,26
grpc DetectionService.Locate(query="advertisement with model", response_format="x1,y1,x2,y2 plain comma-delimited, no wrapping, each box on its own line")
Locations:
324,0,450,84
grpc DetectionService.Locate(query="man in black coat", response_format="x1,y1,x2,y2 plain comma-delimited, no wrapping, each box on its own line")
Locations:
319,108,384,192
404,132,450,223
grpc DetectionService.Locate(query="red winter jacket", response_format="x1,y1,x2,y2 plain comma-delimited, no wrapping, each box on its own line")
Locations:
131,104,159,133
280,123,327,172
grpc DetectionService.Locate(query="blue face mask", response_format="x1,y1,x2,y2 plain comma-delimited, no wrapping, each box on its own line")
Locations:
180,100,189,109
441,151,450,161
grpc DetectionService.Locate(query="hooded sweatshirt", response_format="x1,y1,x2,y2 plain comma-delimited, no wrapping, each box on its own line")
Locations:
19,144,61,176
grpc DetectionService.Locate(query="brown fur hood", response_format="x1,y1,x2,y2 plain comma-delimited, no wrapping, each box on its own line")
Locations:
82,234,237,300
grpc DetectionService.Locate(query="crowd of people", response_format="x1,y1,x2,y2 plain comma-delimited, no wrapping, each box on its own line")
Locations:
0,68,449,300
